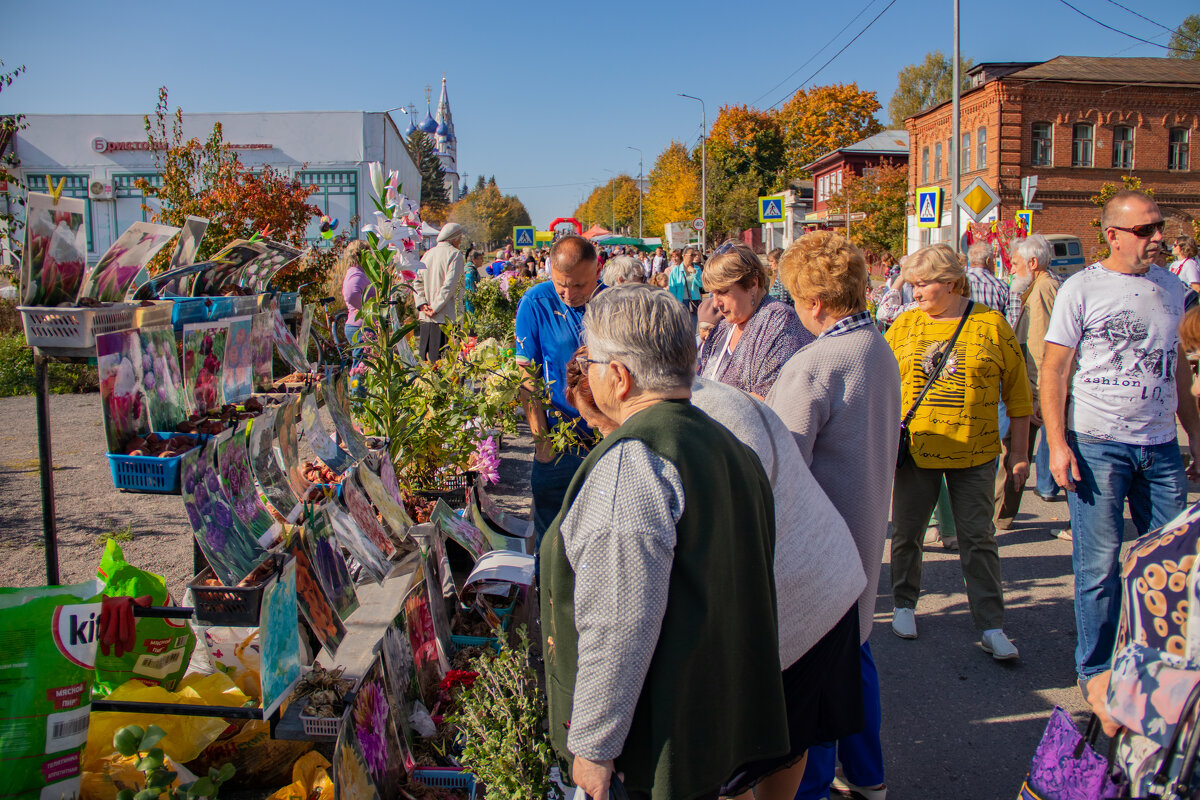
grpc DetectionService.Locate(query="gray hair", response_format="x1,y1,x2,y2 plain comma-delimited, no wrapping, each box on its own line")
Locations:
583,284,696,392
967,241,994,266
602,255,646,285
1014,234,1052,269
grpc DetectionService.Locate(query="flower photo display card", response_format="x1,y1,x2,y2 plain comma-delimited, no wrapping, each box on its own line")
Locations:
182,322,228,415
79,221,179,303
95,324,188,453
247,407,301,522
21,192,88,307
214,426,279,547
283,525,346,655
271,308,310,374
341,466,397,559
300,393,354,475
250,312,274,392
303,506,360,621
181,438,270,586
221,315,255,404
258,557,302,719
327,505,390,585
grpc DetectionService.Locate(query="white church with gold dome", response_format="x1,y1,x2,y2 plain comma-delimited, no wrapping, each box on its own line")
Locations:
403,76,460,203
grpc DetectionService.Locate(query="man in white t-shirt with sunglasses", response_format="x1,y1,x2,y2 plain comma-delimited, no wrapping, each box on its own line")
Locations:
1041,189,1200,694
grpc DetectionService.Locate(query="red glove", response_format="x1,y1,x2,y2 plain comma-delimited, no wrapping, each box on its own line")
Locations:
98,595,153,657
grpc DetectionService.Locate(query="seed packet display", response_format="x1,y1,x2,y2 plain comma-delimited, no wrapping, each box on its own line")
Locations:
300,392,354,474
358,452,414,542
138,325,188,432
303,507,360,621
21,192,88,306
259,558,301,718
189,239,265,297
380,623,418,774
342,467,397,558
181,438,269,585
349,655,406,798
0,578,104,800
248,407,300,521
222,315,255,403
251,312,274,392
214,426,279,546
403,565,450,710
275,396,314,501
182,321,228,415
130,215,208,297
272,307,310,373
328,503,390,585
96,328,151,453
239,240,302,293
320,379,370,461
333,707,383,800
283,526,346,655
431,498,490,563
79,221,179,302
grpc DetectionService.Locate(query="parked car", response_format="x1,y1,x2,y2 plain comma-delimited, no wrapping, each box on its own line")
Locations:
1043,234,1086,278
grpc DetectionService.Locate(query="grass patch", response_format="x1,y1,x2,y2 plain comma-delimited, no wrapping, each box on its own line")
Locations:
96,523,135,547
0,331,99,397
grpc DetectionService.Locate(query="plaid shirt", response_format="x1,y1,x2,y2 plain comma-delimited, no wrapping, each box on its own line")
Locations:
818,309,876,339
967,267,1021,330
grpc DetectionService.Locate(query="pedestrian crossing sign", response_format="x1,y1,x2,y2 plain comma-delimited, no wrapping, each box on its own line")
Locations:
1016,210,1033,236
513,226,535,247
917,187,943,229
758,195,785,223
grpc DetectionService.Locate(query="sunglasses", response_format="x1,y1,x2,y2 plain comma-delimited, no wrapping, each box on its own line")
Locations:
1108,220,1165,239
713,241,737,256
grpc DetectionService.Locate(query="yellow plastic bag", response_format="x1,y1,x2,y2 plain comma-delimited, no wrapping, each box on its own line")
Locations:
84,671,250,768
80,752,189,800
267,751,335,800
187,719,313,789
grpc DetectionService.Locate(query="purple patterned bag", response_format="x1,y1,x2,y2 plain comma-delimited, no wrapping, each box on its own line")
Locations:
1019,707,1125,800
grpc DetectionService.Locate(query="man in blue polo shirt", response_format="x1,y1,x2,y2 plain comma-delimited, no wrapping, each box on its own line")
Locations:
515,234,604,541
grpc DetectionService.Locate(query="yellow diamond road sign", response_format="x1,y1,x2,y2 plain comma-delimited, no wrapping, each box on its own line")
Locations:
956,177,1001,222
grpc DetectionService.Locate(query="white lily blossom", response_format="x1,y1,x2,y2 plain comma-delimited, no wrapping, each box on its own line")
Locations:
368,161,385,198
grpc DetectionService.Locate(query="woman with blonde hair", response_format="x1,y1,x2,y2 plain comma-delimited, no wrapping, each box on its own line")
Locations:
338,240,370,346
695,242,811,397
884,243,1032,660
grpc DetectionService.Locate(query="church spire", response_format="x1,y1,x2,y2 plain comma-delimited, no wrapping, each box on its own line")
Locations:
435,74,454,139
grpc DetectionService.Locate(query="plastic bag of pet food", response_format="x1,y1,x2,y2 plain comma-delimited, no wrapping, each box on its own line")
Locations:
0,578,105,800
94,540,196,696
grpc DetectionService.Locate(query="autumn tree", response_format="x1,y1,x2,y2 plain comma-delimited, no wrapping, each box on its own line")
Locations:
645,142,700,240
1089,175,1153,261
407,130,449,224
776,84,883,181
574,175,640,234
707,104,785,197
447,181,531,250
825,161,909,258
1169,14,1200,59
705,170,763,236
0,61,28,278
888,51,974,127
136,88,321,286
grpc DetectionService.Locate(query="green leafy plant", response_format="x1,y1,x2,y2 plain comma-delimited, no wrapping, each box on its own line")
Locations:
446,627,554,799
112,724,234,800
465,276,534,344
0,332,99,396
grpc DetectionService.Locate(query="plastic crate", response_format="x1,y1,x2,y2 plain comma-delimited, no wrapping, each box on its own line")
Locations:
299,713,341,738
207,295,260,322
19,303,142,349
415,471,477,510
132,300,174,329
412,768,477,798
107,432,204,494
171,297,213,331
277,292,300,315
188,554,282,626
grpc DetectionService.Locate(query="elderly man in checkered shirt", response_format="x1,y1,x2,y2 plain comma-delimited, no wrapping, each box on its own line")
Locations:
966,241,1028,329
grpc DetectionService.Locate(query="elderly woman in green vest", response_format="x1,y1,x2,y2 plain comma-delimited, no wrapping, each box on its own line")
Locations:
540,284,789,800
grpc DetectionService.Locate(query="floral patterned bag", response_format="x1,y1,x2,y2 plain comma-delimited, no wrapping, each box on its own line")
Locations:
1018,707,1125,800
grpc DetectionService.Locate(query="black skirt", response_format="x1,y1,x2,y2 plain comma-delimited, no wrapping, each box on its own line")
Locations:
718,607,864,796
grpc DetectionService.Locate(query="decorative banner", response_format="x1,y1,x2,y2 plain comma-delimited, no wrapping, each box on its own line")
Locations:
20,192,87,306
916,186,944,229
80,221,179,302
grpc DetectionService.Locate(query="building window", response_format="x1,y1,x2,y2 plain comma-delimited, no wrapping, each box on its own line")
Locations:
299,170,358,242
962,132,972,172
1072,123,1094,167
25,174,93,252
977,127,987,170
1112,126,1133,170
934,142,942,180
113,174,163,239
1169,128,1190,171
1031,122,1053,167
921,147,930,183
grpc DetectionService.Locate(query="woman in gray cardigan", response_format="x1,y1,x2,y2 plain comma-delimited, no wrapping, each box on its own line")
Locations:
766,231,902,800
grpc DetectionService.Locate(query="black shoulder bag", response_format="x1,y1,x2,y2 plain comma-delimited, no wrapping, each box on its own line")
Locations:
896,301,974,469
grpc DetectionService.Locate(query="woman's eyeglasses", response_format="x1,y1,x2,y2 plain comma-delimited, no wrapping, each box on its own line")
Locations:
1108,220,1165,239
576,356,608,369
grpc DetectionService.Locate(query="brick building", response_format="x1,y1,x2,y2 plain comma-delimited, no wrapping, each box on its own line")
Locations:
905,57,1200,260
803,130,909,224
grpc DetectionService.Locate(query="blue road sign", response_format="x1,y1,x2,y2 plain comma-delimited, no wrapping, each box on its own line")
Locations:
513,226,535,247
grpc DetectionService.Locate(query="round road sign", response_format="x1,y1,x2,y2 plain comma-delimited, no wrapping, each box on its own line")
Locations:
692,217,705,231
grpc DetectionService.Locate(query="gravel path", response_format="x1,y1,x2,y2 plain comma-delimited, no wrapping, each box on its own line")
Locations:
0,393,533,600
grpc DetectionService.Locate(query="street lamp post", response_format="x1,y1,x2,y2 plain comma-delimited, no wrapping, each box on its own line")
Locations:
951,0,961,252
382,106,412,193
626,146,643,239
678,94,706,251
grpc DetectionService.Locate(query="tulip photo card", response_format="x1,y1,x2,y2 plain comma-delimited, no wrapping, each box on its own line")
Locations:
20,192,88,307
221,316,255,404
182,322,228,415
79,221,179,302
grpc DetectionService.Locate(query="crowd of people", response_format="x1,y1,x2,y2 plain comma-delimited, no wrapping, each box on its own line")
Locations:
342,195,1200,798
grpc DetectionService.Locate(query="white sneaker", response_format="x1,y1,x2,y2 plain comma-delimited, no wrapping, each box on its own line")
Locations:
891,608,917,639
922,525,941,546
832,769,888,800
981,629,1019,660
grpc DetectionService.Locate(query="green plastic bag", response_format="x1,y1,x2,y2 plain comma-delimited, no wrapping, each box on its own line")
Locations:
94,540,196,696
0,578,105,800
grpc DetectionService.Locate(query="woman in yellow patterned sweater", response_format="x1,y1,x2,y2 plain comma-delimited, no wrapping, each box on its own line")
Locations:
885,244,1033,660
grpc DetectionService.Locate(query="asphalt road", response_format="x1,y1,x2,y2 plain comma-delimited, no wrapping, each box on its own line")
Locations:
0,392,1193,799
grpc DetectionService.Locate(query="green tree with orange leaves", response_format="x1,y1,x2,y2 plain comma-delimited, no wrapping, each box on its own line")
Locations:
776,83,883,181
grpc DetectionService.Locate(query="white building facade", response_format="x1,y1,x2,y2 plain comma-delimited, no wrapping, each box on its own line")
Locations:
6,110,421,262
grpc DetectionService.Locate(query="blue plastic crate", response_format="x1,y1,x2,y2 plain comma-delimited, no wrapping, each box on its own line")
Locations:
412,768,476,798
106,432,205,494
206,295,259,322
277,292,300,314
171,298,213,331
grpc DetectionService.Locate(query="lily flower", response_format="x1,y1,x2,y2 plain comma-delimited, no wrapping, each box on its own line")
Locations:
362,211,397,243
368,161,385,198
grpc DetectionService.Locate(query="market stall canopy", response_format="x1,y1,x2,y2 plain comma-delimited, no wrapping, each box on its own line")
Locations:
582,225,612,239
594,235,656,252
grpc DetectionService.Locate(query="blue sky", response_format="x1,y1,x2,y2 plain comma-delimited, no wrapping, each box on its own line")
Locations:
2,0,1194,227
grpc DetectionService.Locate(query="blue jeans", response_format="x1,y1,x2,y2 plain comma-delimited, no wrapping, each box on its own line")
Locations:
1035,427,1060,497
795,642,885,799
1068,431,1187,681
531,450,586,547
